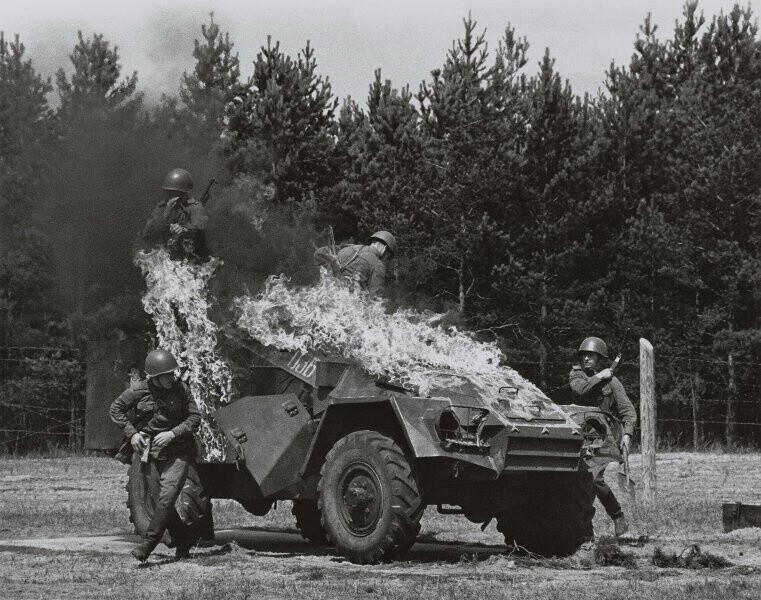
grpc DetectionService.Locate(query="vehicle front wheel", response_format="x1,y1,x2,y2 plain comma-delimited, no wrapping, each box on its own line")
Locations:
318,431,422,564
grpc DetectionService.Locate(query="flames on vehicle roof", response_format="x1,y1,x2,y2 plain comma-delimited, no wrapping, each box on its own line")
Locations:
234,270,549,408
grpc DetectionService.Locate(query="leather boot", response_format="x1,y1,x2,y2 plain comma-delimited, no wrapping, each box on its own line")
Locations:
131,541,157,563
613,515,629,537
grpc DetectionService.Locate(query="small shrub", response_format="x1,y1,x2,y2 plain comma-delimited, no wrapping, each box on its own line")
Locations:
593,536,637,569
652,544,731,569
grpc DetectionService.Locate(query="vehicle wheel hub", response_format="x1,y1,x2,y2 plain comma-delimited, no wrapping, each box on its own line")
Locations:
338,464,383,535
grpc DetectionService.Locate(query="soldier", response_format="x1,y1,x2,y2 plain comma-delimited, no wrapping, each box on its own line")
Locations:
142,168,208,260
314,230,397,298
569,336,637,539
110,349,205,562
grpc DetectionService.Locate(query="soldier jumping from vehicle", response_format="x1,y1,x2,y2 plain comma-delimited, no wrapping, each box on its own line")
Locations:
110,349,206,562
569,336,637,540
314,230,397,298
142,168,208,261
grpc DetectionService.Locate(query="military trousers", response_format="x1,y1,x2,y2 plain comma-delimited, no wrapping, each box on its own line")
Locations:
593,465,623,520
143,455,193,550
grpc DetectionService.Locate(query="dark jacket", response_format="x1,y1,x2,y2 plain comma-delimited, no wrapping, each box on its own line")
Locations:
315,244,386,298
110,379,201,459
568,365,637,437
142,195,208,259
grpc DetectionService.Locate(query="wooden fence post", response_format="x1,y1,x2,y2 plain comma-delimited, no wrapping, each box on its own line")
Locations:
640,338,657,503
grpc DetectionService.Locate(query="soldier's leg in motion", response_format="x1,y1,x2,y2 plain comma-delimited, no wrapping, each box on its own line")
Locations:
593,466,622,519
593,465,629,537
171,462,210,556
132,457,190,562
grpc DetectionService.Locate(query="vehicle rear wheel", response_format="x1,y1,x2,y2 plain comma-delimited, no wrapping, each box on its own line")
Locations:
496,472,594,558
292,499,329,545
318,431,422,564
126,455,172,545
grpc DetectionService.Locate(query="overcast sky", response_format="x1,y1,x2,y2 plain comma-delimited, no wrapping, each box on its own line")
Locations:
0,0,751,106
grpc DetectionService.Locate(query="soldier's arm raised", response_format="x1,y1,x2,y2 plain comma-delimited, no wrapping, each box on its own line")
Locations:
568,368,603,396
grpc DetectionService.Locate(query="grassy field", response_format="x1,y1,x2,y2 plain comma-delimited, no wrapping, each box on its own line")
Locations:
1,452,760,599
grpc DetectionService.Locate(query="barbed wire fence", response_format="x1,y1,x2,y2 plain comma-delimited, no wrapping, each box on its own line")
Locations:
511,348,761,450
0,346,86,454
1,341,760,454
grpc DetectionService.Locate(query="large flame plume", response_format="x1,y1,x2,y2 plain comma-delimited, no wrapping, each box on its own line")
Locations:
135,248,232,461
235,271,547,406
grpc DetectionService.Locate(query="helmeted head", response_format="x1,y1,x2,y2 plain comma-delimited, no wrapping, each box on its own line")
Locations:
144,349,179,378
578,337,608,372
161,168,194,193
369,230,397,258
578,336,608,358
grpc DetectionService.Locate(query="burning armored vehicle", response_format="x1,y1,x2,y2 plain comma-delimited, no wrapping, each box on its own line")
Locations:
88,264,619,564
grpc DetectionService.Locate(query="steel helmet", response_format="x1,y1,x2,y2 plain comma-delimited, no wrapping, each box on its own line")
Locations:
369,230,397,256
578,337,608,358
161,168,194,193
144,349,179,378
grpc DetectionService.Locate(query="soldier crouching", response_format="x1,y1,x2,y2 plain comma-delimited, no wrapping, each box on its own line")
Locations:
110,349,206,562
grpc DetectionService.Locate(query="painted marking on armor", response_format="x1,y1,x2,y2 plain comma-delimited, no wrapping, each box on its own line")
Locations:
287,352,318,380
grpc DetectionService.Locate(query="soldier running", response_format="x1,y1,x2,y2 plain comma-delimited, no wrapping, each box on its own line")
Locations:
110,349,206,562
569,336,637,540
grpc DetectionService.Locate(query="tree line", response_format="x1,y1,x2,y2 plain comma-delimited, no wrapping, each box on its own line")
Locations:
2,2,761,451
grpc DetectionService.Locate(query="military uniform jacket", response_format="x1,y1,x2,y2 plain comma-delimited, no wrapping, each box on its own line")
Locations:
110,379,201,460
142,195,208,258
568,366,637,437
336,244,386,298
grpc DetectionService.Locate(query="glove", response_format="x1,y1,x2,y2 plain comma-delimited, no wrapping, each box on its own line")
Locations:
621,433,632,452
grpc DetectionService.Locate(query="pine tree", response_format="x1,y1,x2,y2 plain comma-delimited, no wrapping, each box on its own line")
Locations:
0,32,57,344
223,37,338,204
48,31,148,315
155,13,242,155
56,31,137,116
324,70,423,240
491,50,598,388
409,16,529,316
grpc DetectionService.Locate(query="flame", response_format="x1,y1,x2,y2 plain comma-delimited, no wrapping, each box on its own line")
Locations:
134,248,232,461
235,270,547,407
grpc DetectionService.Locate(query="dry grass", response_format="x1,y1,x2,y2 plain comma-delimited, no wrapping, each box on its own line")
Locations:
1,452,760,600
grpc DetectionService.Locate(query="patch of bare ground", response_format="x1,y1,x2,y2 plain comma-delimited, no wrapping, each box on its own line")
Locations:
0,452,760,599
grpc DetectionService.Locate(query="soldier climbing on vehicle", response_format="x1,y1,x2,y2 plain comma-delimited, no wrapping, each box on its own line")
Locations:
142,168,209,261
110,349,208,562
314,230,397,298
569,336,637,541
